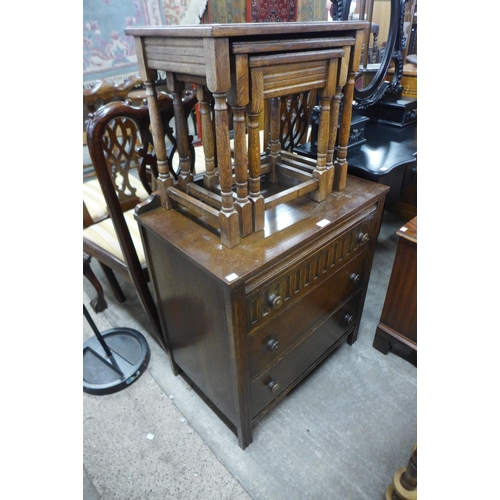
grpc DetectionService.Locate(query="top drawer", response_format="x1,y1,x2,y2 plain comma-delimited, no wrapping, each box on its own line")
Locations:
246,208,376,334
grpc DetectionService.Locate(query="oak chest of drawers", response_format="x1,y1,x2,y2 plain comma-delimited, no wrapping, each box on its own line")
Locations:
137,175,388,449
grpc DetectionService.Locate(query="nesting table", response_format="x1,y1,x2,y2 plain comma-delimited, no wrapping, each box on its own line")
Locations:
126,21,369,247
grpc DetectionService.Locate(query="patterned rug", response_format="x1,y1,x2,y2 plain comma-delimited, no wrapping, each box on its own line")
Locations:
247,0,297,22
83,0,208,88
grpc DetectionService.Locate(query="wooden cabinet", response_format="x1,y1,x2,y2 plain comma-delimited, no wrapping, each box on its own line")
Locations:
373,216,417,365
137,176,388,449
126,21,389,449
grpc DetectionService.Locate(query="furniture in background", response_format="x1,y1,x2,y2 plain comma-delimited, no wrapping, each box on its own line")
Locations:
293,113,417,220
386,442,417,499
125,22,391,449
264,91,317,153
346,119,417,219
83,252,108,313
83,77,144,179
83,77,144,114
389,62,417,99
83,77,152,231
83,92,197,352
373,216,417,366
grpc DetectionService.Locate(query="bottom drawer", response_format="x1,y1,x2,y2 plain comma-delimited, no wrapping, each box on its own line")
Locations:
249,291,362,419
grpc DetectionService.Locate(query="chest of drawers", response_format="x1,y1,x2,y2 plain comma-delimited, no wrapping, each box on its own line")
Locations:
137,175,388,449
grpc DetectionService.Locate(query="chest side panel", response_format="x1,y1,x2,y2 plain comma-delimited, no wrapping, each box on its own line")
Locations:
142,228,244,426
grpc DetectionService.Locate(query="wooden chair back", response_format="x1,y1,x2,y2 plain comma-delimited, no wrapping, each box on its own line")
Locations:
263,91,316,152
83,90,197,352
83,77,143,114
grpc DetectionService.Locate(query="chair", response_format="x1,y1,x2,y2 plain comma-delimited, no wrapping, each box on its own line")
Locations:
83,90,197,350
83,77,144,179
269,91,316,152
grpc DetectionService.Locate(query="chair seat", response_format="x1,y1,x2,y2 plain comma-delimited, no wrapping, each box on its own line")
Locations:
83,209,146,265
83,174,150,223
193,145,207,174
229,130,265,151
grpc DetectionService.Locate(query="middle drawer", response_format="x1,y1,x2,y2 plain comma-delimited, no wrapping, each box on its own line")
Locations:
247,249,367,380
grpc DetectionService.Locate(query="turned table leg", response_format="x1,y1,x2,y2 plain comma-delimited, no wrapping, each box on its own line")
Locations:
169,76,193,191
83,253,108,313
386,442,417,500
231,103,253,237
196,86,218,190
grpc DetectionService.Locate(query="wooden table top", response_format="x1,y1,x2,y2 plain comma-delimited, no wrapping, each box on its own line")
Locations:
397,216,417,244
125,21,369,38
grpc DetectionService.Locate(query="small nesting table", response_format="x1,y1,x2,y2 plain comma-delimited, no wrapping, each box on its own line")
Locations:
125,21,369,247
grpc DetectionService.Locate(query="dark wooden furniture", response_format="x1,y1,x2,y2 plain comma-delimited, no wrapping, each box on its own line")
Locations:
125,21,369,248
136,176,388,449
346,120,417,219
293,116,417,220
83,77,144,178
373,216,417,366
386,442,417,499
83,252,107,313
265,91,317,153
83,77,143,114
83,93,196,345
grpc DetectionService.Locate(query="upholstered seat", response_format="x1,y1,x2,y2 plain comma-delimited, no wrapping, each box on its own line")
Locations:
83,209,146,265
83,175,150,225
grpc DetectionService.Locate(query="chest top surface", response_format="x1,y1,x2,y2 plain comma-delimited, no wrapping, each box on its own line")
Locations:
137,176,388,284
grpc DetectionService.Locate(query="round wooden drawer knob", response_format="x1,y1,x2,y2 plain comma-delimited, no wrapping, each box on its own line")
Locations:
268,293,283,309
343,314,355,325
357,232,370,244
267,380,280,393
350,273,361,284
267,339,280,352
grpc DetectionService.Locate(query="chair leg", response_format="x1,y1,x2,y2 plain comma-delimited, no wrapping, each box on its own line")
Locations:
99,262,126,303
83,253,108,313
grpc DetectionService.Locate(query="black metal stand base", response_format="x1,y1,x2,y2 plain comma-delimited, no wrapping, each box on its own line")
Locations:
83,306,150,395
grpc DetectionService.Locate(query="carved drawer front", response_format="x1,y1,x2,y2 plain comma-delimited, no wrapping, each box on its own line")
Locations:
247,250,367,380
249,291,362,419
246,212,375,334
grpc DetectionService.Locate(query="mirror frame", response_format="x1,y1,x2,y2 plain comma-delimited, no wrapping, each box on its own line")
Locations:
336,0,407,108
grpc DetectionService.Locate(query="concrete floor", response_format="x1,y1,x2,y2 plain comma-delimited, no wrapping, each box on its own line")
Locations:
83,210,417,500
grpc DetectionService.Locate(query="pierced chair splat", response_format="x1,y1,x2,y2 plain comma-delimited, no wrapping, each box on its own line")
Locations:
83,91,197,356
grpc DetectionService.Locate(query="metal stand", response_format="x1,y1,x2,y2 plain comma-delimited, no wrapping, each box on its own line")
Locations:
83,305,150,395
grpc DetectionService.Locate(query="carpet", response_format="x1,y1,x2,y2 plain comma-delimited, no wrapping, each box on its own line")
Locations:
247,0,297,22
83,0,208,88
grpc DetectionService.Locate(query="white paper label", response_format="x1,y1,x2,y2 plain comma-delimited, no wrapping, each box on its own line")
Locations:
316,219,331,228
